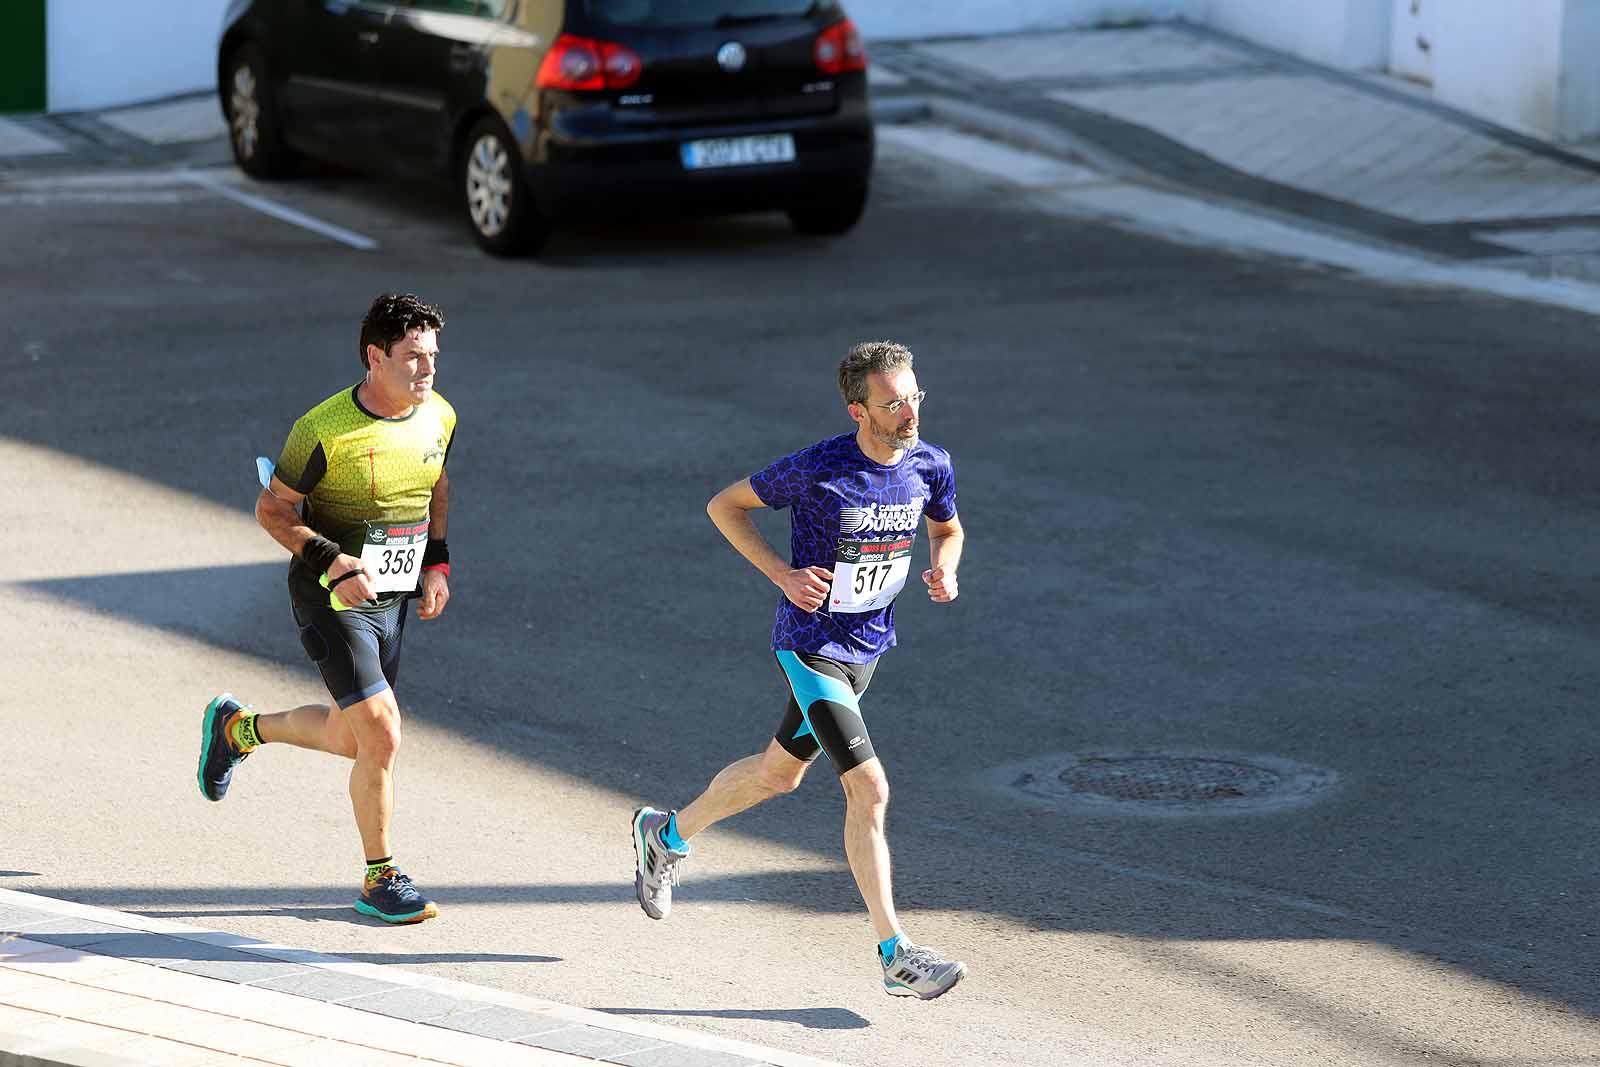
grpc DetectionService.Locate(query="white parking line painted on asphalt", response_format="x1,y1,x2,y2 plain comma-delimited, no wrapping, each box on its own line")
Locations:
0,191,187,206
177,167,380,251
0,172,199,205
7,171,202,189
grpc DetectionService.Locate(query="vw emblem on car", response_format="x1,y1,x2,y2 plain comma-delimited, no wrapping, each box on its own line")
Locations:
717,42,747,73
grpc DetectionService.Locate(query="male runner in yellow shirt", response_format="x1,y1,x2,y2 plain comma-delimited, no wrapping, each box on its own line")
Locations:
197,293,455,923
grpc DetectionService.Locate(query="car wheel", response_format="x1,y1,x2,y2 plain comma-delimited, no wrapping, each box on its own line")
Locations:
224,44,296,179
786,180,869,236
461,118,551,256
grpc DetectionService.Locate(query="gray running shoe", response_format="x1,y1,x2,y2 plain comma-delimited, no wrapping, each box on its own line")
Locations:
632,806,688,920
881,939,967,1000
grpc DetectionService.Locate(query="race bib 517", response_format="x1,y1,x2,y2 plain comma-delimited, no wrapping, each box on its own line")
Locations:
829,536,913,614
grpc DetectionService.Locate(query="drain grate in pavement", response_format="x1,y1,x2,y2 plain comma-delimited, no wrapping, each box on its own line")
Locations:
1061,755,1279,802
991,751,1337,815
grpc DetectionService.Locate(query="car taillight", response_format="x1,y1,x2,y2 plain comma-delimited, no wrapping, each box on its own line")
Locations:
536,33,642,91
813,19,866,74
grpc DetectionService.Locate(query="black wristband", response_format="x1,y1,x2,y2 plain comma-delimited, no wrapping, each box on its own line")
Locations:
422,538,450,568
325,568,363,590
301,535,342,575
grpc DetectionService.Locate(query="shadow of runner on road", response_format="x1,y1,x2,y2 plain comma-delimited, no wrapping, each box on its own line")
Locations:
597,1006,871,1030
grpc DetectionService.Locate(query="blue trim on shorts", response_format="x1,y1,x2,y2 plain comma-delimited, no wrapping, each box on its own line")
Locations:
775,651,862,742
335,680,391,710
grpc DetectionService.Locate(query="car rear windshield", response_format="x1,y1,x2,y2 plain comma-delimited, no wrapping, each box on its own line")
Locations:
583,0,840,29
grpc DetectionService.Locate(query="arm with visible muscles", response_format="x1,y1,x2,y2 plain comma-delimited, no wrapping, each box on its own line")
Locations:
923,512,964,602
254,477,375,608
707,478,833,614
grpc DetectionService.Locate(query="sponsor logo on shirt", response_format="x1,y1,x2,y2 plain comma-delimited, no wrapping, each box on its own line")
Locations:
838,501,924,535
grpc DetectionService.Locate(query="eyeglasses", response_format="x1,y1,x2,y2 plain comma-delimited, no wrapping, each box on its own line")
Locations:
867,390,926,414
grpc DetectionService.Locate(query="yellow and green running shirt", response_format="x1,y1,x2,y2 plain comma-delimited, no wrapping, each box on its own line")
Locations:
275,385,456,610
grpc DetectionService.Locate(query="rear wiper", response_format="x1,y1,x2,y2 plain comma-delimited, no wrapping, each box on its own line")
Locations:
714,13,786,26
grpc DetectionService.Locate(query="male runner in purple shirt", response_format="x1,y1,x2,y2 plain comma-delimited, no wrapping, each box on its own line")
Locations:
632,341,968,1000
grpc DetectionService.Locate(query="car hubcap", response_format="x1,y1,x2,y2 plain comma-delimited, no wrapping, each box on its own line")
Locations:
230,65,260,160
466,135,513,237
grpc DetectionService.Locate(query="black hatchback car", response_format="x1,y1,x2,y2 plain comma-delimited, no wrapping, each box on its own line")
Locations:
217,0,875,254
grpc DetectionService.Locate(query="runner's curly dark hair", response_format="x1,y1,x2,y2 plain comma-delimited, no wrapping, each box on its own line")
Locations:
359,293,445,369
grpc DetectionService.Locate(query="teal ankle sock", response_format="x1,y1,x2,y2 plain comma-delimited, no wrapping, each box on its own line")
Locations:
661,812,688,852
879,933,902,965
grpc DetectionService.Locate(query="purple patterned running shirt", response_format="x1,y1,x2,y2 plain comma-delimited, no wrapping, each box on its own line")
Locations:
748,432,958,662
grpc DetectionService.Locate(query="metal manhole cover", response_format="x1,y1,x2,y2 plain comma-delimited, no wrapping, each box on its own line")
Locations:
988,751,1337,816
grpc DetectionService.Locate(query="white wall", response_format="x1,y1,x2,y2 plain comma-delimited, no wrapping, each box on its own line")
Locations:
1558,0,1600,140
1430,0,1564,138
1197,0,1389,68
852,0,1188,41
47,0,231,111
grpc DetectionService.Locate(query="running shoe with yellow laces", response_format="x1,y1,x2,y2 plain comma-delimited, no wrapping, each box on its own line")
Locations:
355,867,439,924
196,693,252,802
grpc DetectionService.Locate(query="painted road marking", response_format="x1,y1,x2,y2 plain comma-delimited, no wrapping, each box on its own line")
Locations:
177,168,380,251
2,168,379,252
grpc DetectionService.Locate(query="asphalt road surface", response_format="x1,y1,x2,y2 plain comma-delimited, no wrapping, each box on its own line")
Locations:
3,136,1598,1067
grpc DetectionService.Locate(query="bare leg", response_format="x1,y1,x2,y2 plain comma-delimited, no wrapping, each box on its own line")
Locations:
841,757,900,942
254,703,358,759
247,695,393,862
675,739,809,841
331,690,404,861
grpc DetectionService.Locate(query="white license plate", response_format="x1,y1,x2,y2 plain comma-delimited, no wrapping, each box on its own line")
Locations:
680,134,796,170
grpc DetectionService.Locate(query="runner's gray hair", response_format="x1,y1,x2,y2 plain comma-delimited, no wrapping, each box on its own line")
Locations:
837,341,915,406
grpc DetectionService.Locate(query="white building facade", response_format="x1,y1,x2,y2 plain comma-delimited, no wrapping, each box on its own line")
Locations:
8,0,1600,144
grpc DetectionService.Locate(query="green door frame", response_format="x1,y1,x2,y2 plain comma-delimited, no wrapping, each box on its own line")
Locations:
0,0,48,112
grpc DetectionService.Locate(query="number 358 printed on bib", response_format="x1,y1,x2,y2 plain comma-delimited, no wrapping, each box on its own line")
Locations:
361,519,429,595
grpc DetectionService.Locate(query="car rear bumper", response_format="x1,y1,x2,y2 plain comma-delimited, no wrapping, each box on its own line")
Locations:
526,113,874,218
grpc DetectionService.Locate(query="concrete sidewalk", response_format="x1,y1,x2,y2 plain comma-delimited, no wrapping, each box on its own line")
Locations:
867,21,1600,321
0,890,842,1067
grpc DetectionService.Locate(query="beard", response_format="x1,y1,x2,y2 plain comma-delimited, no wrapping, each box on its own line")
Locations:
870,414,917,451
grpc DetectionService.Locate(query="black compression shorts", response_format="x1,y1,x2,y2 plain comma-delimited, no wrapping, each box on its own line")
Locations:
772,650,878,775
291,596,408,709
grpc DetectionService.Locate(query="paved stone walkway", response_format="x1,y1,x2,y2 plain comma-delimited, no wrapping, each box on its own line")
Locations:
1,890,839,1067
